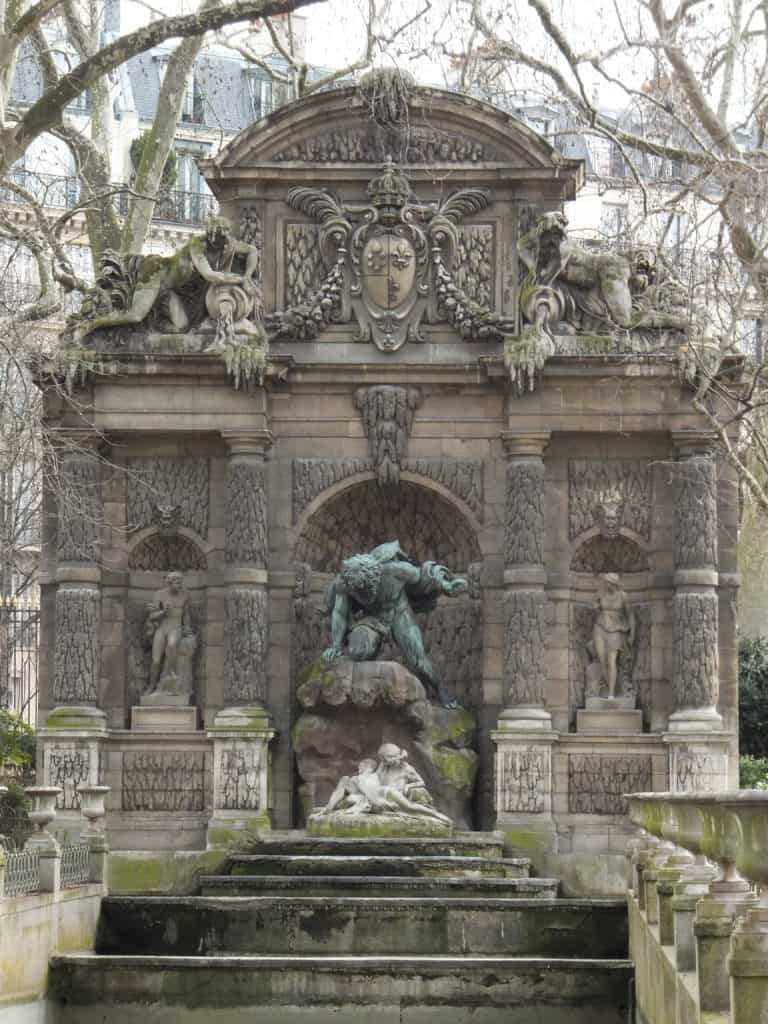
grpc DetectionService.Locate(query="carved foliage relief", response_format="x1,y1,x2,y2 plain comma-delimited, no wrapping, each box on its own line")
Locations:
273,127,497,164
568,460,652,540
129,535,206,572
217,742,262,811
570,536,648,574
122,751,206,812
54,588,100,704
47,746,91,810
674,750,727,793
675,456,718,568
58,457,101,562
454,225,494,308
505,460,544,567
285,223,324,307
126,457,209,538
568,754,653,814
674,593,718,709
504,590,546,706
224,588,267,704
356,386,421,490
499,749,546,813
226,462,267,566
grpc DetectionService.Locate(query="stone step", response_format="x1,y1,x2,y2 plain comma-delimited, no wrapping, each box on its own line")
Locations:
226,854,531,878
239,829,505,860
199,873,555,898
49,953,633,1023
95,895,627,958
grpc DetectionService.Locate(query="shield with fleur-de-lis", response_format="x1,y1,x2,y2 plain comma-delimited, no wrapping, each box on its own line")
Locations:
361,232,417,312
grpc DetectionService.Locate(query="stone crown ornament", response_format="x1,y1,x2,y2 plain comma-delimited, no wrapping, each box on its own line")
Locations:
366,157,412,214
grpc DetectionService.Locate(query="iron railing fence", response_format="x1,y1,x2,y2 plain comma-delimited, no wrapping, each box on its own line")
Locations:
0,596,39,728
4,846,39,896
60,842,91,887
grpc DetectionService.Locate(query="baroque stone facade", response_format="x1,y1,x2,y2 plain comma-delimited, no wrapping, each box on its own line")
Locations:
36,81,738,870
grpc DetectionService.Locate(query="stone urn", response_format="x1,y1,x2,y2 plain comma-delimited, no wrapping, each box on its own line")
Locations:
24,786,61,839
78,785,110,833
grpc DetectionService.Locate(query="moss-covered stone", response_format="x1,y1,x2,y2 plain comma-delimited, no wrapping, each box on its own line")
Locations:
107,850,228,895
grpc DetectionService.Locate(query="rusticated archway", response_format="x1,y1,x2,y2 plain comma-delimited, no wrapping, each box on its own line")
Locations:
294,479,481,573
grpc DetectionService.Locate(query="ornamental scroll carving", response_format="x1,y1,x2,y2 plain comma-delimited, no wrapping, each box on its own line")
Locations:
267,162,504,350
53,587,100,704
568,459,652,541
226,462,267,566
292,457,483,523
126,457,209,538
675,456,718,568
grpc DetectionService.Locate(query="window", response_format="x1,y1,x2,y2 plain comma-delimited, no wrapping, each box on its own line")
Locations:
181,73,204,124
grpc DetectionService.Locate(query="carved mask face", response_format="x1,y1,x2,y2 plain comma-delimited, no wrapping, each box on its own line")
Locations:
595,498,624,538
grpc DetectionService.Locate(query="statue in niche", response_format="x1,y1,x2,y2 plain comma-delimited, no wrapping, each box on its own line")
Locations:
144,571,198,699
65,218,263,347
322,540,467,708
312,743,452,827
587,573,636,699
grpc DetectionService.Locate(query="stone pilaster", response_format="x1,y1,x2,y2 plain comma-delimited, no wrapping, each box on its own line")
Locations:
221,431,272,707
43,434,107,813
665,430,729,790
493,431,556,855
213,431,275,835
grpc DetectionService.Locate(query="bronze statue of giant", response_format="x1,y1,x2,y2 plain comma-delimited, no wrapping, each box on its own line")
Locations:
322,541,466,708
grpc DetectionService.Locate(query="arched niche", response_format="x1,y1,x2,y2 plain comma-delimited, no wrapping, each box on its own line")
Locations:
128,533,207,572
570,534,648,575
294,479,481,573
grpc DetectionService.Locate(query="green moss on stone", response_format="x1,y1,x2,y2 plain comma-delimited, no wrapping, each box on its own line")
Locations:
108,850,227,895
432,746,474,791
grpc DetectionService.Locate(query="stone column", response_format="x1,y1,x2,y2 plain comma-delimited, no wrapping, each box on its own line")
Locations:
208,430,275,842
493,431,557,855
41,434,107,817
665,431,729,791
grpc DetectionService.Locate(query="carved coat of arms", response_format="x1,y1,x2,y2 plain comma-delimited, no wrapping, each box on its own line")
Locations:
272,159,491,353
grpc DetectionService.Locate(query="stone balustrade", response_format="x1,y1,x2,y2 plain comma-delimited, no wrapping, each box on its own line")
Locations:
626,791,768,1024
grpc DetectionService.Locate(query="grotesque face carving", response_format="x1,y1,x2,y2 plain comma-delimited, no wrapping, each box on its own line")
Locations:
154,503,182,536
595,497,624,538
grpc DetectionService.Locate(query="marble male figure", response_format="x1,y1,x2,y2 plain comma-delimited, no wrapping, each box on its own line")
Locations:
145,571,195,694
322,541,466,707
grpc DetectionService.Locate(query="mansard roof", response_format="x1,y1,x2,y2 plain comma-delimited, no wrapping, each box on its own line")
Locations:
201,84,584,197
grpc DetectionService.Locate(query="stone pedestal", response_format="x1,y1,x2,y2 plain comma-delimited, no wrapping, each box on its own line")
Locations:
730,908,768,1024
131,705,198,732
664,730,730,792
657,850,694,945
39,705,108,821
206,706,275,847
577,698,643,735
492,721,558,855
695,881,759,1014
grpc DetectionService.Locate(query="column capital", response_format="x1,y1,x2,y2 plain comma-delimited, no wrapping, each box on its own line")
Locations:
671,429,719,458
221,430,273,457
501,430,551,457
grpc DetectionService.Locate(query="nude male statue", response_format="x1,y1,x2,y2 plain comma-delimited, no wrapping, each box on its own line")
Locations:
144,571,194,693
592,572,636,699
